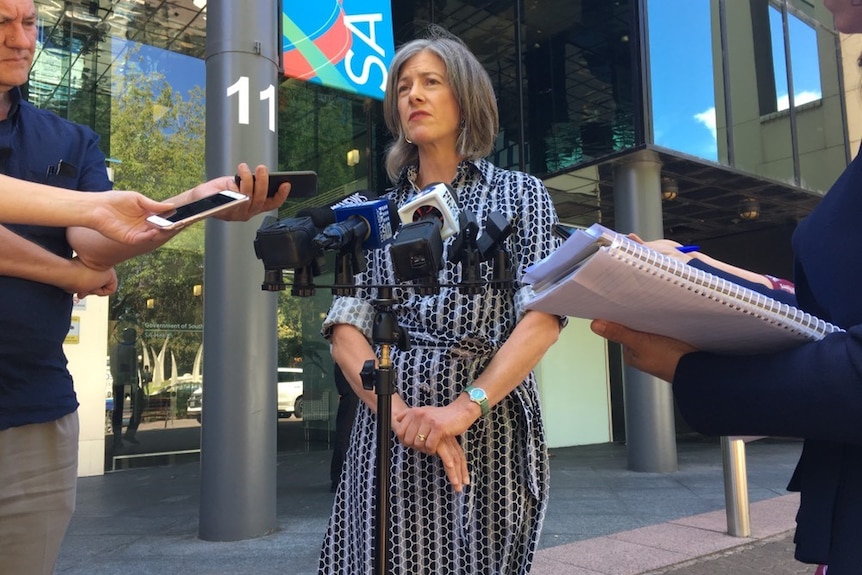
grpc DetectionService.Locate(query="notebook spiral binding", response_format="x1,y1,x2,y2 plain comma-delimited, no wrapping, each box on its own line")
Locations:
605,235,843,341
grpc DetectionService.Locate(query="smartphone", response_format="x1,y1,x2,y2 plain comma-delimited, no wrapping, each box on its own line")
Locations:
552,223,579,240
146,190,249,230
233,170,318,198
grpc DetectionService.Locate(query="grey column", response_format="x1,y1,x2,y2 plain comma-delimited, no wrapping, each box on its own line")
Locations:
612,149,678,473
199,0,280,540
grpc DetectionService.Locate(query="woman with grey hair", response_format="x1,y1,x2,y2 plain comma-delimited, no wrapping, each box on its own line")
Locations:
319,26,564,574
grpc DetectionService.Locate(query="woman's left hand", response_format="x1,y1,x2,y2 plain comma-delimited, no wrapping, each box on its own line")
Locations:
394,405,473,491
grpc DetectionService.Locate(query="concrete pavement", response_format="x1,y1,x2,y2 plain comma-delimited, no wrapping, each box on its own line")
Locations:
57,437,812,575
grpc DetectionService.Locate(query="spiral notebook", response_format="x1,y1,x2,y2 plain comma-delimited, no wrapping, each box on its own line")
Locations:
524,223,844,354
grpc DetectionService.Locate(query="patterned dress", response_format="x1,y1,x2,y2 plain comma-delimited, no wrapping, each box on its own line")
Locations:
319,158,562,574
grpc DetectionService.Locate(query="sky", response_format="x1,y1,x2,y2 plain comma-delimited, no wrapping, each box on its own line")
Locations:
112,38,205,100
648,0,824,161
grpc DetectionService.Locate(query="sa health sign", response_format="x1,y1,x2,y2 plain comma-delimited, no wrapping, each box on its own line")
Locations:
282,0,394,100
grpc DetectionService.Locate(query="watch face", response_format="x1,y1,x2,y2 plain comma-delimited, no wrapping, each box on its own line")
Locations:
467,386,489,416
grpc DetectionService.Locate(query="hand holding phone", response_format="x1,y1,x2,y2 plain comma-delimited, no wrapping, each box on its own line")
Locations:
234,170,318,198
146,190,249,230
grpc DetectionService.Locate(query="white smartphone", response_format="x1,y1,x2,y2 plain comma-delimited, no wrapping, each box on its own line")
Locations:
146,190,249,230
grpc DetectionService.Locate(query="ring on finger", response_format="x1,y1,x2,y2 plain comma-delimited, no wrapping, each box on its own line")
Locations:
416,433,427,442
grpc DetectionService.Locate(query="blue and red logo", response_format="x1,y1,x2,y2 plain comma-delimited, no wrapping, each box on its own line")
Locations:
282,0,394,100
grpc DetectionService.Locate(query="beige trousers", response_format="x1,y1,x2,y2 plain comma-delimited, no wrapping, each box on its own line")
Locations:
0,412,78,575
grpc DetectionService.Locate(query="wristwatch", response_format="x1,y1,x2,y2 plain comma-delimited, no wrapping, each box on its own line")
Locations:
463,385,489,417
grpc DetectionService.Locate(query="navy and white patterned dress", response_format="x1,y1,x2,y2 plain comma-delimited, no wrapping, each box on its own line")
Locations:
319,158,562,574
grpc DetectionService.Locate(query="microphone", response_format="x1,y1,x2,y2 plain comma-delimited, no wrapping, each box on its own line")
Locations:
297,189,376,229
389,183,460,288
254,216,319,270
397,182,461,240
313,198,398,251
296,206,336,229
253,216,325,295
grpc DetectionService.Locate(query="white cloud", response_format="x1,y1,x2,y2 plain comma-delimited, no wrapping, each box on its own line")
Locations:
694,107,716,139
777,90,821,111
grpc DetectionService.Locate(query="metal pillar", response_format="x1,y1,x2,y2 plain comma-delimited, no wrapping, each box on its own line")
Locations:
199,0,280,541
722,436,752,537
612,149,678,473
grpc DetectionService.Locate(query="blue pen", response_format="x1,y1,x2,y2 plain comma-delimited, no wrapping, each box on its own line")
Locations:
676,245,700,254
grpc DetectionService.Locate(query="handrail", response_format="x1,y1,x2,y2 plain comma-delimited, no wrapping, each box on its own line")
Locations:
111,448,201,472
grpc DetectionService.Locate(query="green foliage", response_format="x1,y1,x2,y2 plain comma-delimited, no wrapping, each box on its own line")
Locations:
109,52,206,200
105,49,373,378
106,47,209,373
277,290,303,366
275,80,374,215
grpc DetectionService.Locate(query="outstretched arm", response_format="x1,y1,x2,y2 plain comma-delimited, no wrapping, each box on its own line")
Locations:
68,163,290,271
0,174,174,244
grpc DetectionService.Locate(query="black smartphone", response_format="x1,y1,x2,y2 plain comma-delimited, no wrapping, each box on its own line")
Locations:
552,222,579,240
234,170,318,198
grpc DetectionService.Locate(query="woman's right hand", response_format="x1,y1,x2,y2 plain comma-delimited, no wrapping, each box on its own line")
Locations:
590,319,696,382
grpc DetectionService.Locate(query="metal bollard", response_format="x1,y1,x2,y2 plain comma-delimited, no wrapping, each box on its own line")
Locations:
721,436,751,537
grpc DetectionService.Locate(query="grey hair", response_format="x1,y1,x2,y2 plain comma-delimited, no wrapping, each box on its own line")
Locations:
383,26,499,183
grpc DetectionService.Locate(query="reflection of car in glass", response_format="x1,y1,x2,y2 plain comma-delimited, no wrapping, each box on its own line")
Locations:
187,386,202,423
145,377,199,422
277,367,303,419
185,367,303,423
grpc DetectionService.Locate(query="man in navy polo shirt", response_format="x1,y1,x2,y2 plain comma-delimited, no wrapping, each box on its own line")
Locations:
0,2,289,573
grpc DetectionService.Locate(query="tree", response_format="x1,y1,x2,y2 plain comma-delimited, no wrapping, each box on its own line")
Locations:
107,47,207,375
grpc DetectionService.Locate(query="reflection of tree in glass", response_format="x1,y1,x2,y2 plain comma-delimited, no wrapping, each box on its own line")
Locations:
111,248,203,373
109,47,206,202
275,80,373,215
278,290,303,366
107,47,208,376
104,49,316,377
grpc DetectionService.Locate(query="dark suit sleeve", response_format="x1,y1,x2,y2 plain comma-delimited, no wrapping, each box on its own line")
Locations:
673,324,862,444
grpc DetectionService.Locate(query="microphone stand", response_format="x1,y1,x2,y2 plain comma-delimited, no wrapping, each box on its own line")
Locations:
360,285,410,575
306,211,511,574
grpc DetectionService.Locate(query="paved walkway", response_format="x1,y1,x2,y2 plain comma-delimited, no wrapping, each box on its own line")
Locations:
533,494,803,574
58,437,814,574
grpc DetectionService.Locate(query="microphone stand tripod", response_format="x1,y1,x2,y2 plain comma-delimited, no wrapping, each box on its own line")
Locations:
359,285,410,575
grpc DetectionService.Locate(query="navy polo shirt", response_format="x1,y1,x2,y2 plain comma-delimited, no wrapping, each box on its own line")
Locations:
0,86,112,430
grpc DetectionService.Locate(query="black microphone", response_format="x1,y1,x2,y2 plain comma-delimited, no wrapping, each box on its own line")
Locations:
297,206,336,229
477,211,514,290
253,216,325,295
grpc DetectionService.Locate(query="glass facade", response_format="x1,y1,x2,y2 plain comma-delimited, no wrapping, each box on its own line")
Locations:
647,0,845,192
648,0,718,160
30,0,849,470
